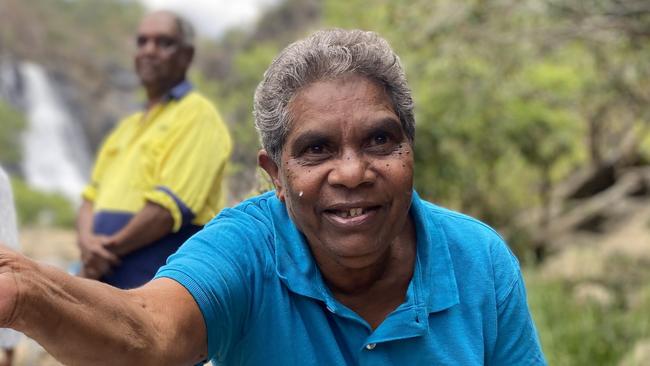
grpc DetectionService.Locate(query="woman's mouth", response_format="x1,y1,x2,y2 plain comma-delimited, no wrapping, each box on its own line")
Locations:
323,206,381,227
334,207,366,218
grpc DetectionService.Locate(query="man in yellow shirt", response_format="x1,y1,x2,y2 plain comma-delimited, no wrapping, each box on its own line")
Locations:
76,10,231,289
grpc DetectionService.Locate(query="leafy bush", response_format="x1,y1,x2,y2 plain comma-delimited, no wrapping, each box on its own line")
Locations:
525,269,650,365
10,177,75,228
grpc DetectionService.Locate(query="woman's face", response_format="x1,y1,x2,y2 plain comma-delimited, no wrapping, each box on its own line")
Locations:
261,75,414,269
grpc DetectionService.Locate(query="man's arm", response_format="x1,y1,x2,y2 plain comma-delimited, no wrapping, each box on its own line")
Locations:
0,246,207,366
76,199,95,247
103,201,175,257
78,199,173,278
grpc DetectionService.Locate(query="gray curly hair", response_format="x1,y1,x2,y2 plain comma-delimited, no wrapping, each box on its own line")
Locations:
253,28,415,164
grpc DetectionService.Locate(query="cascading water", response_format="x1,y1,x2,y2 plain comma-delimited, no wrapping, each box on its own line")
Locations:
20,62,90,205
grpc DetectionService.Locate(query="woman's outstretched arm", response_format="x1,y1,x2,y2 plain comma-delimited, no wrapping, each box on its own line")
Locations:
0,246,207,366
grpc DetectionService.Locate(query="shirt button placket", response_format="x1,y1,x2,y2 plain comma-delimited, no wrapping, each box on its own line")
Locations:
360,343,381,366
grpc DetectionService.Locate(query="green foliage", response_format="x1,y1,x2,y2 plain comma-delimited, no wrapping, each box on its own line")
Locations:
0,101,26,170
10,177,75,228
0,0,142,65
195,23,297,199
526,270,650,365
195,0,650,238
315,0,650,241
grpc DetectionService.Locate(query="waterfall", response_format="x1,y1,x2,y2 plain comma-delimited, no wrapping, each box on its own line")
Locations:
20,62,90,205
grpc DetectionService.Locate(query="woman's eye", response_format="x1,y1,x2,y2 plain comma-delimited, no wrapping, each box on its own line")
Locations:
366,132,398,155
307,145,325,154
299,144,331,162
306,145,325,154
370,133,390,146
374,134,388,145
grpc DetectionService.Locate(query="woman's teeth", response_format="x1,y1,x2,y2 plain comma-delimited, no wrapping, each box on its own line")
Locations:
338,208,364,218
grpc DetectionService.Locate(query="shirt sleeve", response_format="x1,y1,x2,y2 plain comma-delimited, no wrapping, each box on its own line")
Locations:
154,208,264,363
489,244,547,365
143,102,231,232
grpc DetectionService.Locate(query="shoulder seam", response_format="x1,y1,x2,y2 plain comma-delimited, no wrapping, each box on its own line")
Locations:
496,270,520,308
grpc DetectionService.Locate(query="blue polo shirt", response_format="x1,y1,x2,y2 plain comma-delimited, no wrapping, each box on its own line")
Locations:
156,191,546,365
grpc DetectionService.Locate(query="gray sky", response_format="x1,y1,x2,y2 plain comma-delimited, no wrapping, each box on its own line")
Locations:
140,0,280,39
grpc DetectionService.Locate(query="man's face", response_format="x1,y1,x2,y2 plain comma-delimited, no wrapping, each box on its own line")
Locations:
134,13,192,90
265,75,414,270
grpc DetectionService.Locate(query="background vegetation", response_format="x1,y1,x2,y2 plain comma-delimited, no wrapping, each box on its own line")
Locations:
0,100,26,172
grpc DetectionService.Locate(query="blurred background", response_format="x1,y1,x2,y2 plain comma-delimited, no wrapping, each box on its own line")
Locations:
0,0,649,364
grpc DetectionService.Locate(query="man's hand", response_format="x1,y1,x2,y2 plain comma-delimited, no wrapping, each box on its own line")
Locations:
78,235,120,280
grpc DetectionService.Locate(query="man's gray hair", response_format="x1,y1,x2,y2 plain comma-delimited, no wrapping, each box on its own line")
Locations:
149,10,195,47
174,13,195,47
253,28,415,164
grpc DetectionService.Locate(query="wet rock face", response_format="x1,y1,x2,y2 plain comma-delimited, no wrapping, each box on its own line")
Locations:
48,63,140,152
0,0,142,158
0,56,26,108
19,62,91,202
1,53,139,203
1,54,140,167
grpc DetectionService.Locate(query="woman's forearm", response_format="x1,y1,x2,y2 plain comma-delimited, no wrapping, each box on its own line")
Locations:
11,256,165,366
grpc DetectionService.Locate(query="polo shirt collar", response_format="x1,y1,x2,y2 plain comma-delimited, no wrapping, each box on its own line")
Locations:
165,79,193,101
270,196,327,301
272,190,459,314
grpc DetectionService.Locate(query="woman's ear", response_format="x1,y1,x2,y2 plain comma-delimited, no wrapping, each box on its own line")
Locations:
258,149,285,201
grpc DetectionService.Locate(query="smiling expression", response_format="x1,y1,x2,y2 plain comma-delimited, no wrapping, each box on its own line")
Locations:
263,75,415,270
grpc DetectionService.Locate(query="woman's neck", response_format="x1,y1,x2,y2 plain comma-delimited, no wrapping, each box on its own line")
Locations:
316,218,417,328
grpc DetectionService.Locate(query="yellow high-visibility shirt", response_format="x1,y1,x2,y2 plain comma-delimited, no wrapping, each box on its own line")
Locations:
83,87,232,233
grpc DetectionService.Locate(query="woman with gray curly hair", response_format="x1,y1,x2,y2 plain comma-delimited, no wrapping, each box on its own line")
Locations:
0,29,545,365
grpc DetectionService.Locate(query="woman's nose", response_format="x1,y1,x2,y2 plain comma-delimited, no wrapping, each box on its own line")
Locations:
327,152,376,189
